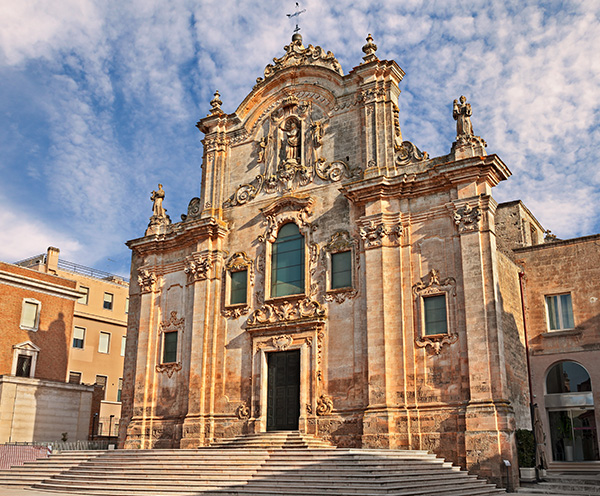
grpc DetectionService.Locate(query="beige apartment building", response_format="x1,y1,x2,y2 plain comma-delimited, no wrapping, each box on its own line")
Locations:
18,247,129,436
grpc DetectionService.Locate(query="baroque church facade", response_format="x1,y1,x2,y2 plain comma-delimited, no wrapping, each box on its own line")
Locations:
119,34,535,484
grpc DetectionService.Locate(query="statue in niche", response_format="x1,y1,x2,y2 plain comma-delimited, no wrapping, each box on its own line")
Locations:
281,119,300,164
453,95,474,137
257,136,268,163
151,184,166,218
311,120,323,147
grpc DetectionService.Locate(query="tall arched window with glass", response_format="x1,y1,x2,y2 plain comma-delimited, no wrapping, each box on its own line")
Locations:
271,223,305,297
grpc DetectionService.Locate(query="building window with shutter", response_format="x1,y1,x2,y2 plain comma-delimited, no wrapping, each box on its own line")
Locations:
103,292,113,310
95,375,107,400
69,371,82,384
72,327,85,349
98,332,111,354
78,286,89,305
20,299,41,331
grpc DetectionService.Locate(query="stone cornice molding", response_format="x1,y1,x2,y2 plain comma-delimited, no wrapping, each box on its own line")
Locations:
0,270,82,300
341,154,510,206
127,217,228,256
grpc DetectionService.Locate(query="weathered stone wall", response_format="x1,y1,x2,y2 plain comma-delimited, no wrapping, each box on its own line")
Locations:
0,376,94,442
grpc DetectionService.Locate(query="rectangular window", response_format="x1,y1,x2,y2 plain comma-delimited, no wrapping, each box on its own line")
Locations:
117,378,123,402
72,326,85,349
125,297,129,314
15,355,32,377
78,286,89,305
98,332,111,354
68,371,82,384
95,375,107,400
424,294,448,335
230,270,248,305
546,293,575,331
331,251,352,289
121,335,126,356
163,332,178,363
103,292,113,310
20,300,40,330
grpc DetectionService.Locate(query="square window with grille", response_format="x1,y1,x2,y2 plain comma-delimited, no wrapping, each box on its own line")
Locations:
117,378,123,402
69,371,82,384
423,294,448,335
546,293,574,331
95,375,107,400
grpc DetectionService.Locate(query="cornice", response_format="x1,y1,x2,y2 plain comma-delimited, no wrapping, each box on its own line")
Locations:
341,154,510,205
0,270,83,300
127,217,228,255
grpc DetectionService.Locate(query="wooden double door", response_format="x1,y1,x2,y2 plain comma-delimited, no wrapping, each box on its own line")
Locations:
267,350,300,431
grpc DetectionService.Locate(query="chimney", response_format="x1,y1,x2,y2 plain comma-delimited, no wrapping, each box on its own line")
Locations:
46,247,60,274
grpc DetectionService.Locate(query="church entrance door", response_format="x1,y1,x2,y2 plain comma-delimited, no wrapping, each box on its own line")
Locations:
267,350,300,431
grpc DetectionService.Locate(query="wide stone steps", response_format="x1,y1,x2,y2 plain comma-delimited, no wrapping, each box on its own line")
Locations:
518,469,600,495
0,432,505,495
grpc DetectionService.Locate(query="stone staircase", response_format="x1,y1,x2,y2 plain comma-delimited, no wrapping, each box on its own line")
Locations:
518,462,600,495
0,432,506,495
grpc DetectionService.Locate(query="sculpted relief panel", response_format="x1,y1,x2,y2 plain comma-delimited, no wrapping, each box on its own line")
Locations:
225,95,358,208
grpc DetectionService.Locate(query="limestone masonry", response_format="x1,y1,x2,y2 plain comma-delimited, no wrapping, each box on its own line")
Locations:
119,34,600,486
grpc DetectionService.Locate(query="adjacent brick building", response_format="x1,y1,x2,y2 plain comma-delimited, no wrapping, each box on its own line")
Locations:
0,255,95,442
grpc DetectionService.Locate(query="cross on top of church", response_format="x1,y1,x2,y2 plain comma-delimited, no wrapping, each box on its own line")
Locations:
287,2,306,34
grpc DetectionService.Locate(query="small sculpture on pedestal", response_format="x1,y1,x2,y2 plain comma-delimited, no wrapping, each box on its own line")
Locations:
146,183,171,235
451,95,487,159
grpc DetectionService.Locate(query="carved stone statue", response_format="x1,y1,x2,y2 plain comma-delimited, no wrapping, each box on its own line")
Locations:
281,120,300,164
151,184,166,218
453,95,474,137
146,183,171,236
257,136,268,163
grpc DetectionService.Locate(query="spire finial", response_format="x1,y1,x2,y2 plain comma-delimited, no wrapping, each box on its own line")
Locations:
209,90,224,116
287,2,306,41
362,33,378,63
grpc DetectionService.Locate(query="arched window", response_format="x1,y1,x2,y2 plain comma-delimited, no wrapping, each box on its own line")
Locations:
271,223,304,297
546,361,592,394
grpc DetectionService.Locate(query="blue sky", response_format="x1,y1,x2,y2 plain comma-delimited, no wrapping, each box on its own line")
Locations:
1,1,599,277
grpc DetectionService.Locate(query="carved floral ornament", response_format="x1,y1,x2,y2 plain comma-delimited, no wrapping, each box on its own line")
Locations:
412,269,458,355
453,203,482,233
256,37,343,86
247,298,326,326
138,269,157,293
236,401,250,420
316,394,334,415
156,362,182,378
160,311,185,334
359,217,403,249
258,195,314,243
184,255,213,283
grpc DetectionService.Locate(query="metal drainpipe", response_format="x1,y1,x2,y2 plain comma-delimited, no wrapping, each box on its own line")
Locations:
519,270,538,480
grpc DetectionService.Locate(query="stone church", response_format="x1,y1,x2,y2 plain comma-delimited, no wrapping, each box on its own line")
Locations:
119,33,537,484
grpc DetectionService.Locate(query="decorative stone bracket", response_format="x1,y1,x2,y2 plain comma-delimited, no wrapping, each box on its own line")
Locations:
155,362,182,378
453,203,482,233
359,213,403,249
185,251,225,284
138,269,158,294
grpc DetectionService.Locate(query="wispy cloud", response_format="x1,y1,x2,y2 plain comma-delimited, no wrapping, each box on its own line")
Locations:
0,0,599,272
